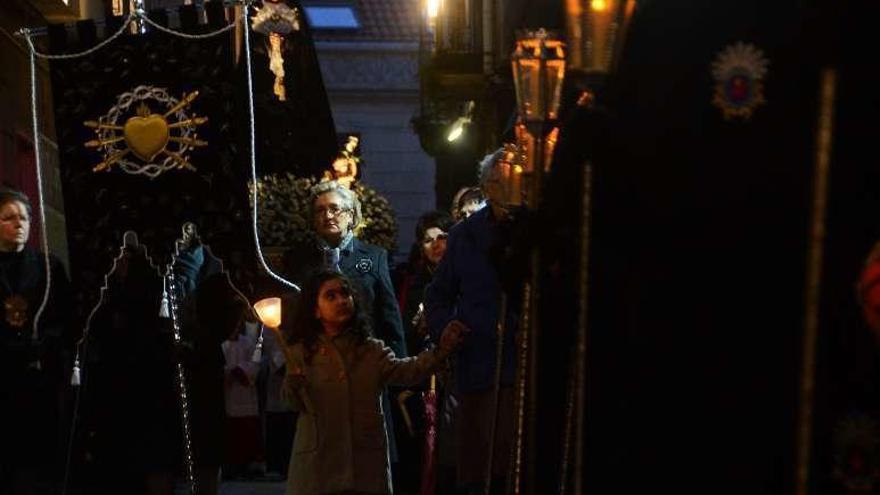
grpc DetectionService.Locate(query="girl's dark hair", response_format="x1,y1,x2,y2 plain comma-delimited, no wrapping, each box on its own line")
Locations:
0,187,32,215
287,269,372,361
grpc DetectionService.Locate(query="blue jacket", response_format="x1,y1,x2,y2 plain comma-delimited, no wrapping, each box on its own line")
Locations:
282,236,407,359
425,207,517,393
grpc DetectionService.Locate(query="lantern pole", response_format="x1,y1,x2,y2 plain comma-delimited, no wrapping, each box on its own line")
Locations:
508,28,566,495
557,1,637,494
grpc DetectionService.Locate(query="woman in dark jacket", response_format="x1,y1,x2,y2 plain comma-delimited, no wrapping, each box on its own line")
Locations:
0,187,71,494
392,210,454,492
395,211,455,356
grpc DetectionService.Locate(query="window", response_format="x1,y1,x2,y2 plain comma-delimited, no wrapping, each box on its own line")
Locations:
303,5,360,29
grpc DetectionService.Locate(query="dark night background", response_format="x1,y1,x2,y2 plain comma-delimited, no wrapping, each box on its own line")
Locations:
39,0,880,492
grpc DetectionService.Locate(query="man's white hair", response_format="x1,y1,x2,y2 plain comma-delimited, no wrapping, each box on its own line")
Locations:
477,147,506,187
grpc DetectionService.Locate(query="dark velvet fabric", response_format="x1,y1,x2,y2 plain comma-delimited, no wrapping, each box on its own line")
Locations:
0,248,72,494
44,3,339,490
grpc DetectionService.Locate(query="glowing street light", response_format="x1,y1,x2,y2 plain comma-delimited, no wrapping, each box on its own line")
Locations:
445,100,475,143
446,117,468,142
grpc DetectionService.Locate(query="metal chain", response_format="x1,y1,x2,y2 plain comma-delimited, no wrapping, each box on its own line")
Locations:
21,8,238,61
167,271,198,495
140,13,238,40
26,38,52,346
21,15,135,60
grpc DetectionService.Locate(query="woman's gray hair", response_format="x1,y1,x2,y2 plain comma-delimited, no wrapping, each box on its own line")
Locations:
310,180,363,229
477,147,506,187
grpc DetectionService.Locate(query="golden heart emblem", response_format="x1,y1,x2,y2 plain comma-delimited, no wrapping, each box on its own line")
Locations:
123,114,170,162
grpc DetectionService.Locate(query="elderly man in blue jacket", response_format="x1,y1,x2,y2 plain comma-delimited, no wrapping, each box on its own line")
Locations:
425,149,518,495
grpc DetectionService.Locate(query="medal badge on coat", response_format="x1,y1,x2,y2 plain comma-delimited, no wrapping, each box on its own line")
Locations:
3,294,28,328
711,42,770,121
355,258,373,274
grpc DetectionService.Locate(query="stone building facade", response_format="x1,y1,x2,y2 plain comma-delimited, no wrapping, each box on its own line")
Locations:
310,0,435,262
0,0,77,266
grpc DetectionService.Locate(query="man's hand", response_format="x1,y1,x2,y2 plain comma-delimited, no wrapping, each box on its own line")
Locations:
438,320,469,356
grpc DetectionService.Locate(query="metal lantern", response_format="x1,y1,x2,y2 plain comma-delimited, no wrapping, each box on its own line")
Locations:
565,0,636,75
511,29,567,127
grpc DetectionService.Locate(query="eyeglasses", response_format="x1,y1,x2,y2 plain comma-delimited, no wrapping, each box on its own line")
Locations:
422,232,449,245
314,206,350,218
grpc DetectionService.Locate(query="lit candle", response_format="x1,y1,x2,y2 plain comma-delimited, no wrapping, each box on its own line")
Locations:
254,297,282,329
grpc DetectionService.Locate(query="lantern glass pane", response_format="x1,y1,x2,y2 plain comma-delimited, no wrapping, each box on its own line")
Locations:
566,0,634,73
514,59,541,121
546,60,566,120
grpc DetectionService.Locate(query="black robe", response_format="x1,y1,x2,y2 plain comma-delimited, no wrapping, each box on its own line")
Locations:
0,247,72,487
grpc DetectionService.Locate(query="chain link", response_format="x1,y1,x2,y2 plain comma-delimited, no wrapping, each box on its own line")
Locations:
140,13,238,40
22,15,135,60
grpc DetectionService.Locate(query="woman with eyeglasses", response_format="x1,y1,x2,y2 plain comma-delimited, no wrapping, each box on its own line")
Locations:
282,181,406,357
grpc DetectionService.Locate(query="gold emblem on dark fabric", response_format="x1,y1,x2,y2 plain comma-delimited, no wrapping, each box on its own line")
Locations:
3,294,28,328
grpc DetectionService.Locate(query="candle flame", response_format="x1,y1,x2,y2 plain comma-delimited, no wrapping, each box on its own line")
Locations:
427,0,440,19
254,297,282,328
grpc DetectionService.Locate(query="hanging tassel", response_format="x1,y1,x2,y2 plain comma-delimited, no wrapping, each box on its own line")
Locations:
251,329,264,363
251,338,263,362
159,275,171,319
71,358,81,386
159,291,170,318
